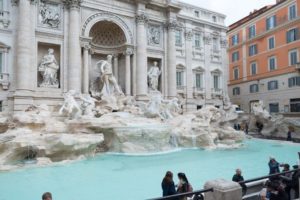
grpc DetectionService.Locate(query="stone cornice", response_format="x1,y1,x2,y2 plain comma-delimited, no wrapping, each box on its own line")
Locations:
62,0,82,9
136,13,149,24
11,0,37,6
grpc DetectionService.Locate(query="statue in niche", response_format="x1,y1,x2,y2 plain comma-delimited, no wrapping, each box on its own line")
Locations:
147,61,161,91
39,3,60,28
91,55,123,97
38,48,59,88
148,26,160,45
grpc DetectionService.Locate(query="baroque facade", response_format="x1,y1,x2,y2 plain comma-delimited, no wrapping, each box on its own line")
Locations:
0,0,228,112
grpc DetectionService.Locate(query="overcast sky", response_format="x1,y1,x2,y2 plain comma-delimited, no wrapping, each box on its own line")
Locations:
181,0,276,25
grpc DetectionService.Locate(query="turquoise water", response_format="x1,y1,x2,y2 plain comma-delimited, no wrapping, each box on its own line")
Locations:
0,139,299,200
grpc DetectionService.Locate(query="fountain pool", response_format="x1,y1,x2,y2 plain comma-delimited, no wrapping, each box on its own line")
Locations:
0,139,299,200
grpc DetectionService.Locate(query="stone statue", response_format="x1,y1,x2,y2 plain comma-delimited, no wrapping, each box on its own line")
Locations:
161,98,181,119
79,94,98,117
147,61,161,91
38,48,59,88
97,55,122,97
39,3,60,28
59,90,81,119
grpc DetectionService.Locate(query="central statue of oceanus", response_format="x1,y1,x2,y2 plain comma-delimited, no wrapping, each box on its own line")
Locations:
90,55,123,97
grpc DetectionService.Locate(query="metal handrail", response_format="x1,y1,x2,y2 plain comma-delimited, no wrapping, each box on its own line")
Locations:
148,188,213,200
240,168,300,184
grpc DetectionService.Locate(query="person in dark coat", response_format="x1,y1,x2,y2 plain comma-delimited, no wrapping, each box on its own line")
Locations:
232,168,247,196
176,172,192,200
161,171,176,197
269,181,289,200
269,157,280,175
291,165,300,198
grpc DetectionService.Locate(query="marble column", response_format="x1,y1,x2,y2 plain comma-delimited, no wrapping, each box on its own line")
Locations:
15,0,35,91
167,20,178,98
204,31,212,100
65,0,82,92
124,48,133,96
135,13,148,100
82,44,90,94
113,55,119,82
185,30,194,111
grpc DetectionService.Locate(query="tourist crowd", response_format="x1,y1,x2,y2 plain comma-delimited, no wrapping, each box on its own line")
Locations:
161,155,300,200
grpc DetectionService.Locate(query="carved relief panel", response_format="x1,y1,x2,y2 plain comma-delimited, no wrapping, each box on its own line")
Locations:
147,24,162,47
38,1,62,30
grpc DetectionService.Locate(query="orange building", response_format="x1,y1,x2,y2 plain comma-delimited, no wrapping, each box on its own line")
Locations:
227,0,300,113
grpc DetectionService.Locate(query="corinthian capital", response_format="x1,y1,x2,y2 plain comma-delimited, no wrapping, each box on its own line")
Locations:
124,48,133,56
136,13,149,24
185,30,193,41
63,0,82,9
166,20,179,31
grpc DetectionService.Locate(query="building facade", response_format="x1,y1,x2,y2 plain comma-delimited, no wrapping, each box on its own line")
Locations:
228,0,300,113
0,0,228,112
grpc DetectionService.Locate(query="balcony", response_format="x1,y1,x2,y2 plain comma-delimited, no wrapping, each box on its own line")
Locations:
193,87,205,98
0,11,10,28
0,73,9,89
211,88,222,96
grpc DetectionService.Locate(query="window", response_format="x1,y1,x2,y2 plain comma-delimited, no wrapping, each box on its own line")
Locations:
268,36,275,49
268,80,278,90
175,30,182,46
249,25,256,39
233,67,239,80
290,98,300,112
288,76,300,87
232,51,239,62
231,34,239,46
233,87,240,96
268,56,277,71
249,44,258,56
250,62,257,75
289,49,298,66
269,103,279,113
194,33,201,48
0,101,2,112
212,16,217,22
194,11,199,17
266,15,276,30
286,28,299,43
289,4,297,20
213,75,219,89
0,1,3,11
195,73,203,88
176,71,183,86
213,37,219,51
250,84,259,93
